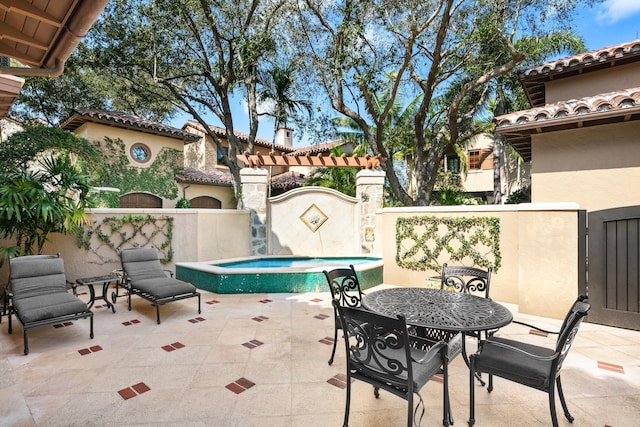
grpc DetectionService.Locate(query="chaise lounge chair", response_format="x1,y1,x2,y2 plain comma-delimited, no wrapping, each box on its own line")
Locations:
7,254,94,355
118,247,201,324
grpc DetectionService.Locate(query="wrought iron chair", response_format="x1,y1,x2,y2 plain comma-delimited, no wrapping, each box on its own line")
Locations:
469,295,591,427
323,265,363,365
7,254,94,355
441,263,492,297
334,300,461,427
441,263,494,384
118,247,201,324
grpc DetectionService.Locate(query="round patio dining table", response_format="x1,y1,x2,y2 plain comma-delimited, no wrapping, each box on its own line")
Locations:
361,287,513,332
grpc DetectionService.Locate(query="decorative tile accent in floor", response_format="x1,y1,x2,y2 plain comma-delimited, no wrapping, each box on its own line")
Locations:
327,373,348,389
118,382,150,400
53,322,74,328
188,317,206,323
122,319,141,326
205,299,220,305
258,299,272,303
162,342,185,352
319,336,334,346
252,315,268,322
314,313,330,320
226,377,255,394
529,329,548,337
310,298,323,303
78,345,103,355
242,339,264,349
597,361,624,374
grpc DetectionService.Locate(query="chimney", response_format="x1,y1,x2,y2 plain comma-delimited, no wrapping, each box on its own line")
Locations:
276,126,293,148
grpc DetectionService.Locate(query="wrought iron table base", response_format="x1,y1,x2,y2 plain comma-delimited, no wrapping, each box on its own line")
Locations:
75,275,118,313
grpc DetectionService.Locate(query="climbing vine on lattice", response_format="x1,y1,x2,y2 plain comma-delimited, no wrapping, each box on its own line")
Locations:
395,216,501,272
76,214,173,263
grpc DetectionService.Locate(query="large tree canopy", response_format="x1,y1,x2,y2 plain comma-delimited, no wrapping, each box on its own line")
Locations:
13,0,598,206
289,0,593,205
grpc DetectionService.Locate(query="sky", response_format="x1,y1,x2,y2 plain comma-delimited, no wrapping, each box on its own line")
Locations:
171,1,640,148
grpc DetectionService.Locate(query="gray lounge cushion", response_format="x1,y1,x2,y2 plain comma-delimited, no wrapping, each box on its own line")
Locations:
120,247,197,298
9,255,90,325
10,257,67,300
132,277,197,299
13,293,89,324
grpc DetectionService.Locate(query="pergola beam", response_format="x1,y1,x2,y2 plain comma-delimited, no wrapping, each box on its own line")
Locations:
237,152,385,169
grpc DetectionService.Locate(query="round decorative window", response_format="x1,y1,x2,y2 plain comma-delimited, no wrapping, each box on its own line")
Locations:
130,143,151,163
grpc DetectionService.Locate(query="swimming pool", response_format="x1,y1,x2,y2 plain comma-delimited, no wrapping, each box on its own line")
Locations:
175,256,383,294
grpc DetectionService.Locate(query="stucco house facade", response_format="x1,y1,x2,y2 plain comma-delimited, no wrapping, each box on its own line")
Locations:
494,39,640,212
58,109,332,208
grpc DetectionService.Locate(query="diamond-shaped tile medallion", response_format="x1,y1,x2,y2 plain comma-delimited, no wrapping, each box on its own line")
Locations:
300,204,328,232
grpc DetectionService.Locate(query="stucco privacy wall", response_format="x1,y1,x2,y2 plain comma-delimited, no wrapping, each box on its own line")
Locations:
379,204,581,319
0,209,251,284
532,121,640,211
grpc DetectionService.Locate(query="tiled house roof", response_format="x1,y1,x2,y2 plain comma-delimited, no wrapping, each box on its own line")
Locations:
494,39,640,161
520,39,640,107
495,87,640,160
58,109,201,142
176,168,307,190
183,120,295,153
288,140,344,156
175,168,234,186
271,171,307,190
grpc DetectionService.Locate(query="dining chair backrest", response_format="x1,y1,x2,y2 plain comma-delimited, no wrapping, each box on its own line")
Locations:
441,263,492,298
334,300,415,390
324,265,363,308
554,296,591,372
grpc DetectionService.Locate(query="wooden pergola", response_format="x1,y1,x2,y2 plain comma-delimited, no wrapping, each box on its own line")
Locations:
237,152,385,169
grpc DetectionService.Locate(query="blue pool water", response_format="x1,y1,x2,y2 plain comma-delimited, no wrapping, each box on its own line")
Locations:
216,257,380,269
175,256,383,294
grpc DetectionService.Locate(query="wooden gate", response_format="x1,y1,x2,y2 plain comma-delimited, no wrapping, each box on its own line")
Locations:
587,206,640,330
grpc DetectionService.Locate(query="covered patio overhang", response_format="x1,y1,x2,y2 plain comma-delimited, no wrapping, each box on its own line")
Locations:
0,0,109,117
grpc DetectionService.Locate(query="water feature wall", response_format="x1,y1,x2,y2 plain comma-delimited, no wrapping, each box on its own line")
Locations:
240,168,385,257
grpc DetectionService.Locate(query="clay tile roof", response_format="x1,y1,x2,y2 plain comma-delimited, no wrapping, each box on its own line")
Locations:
520,39,640,107
58,109,201,142
175,168,234,186
184,120,295,153
176,168,307,190
288,140,344,156
271,171,307,190
494,87,640,161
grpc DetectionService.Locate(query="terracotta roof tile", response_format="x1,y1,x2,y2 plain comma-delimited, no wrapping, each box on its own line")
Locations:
495,87,640,129
520,39,640,80
58,109,200,142
175,168,234,186
183,120,295,153
494,87,640,161
288,140,344,156
271,171,307,189
176,168,307,190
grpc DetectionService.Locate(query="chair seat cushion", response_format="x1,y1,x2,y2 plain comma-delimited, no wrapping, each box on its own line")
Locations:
131,278,197,299
14,293,89,324
474,336,555,389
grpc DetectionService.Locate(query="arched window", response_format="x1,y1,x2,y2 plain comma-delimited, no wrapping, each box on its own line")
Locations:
120,193,162,208
190,196,221,209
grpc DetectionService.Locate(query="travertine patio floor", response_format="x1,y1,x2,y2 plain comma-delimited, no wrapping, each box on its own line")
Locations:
1,284,639,426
